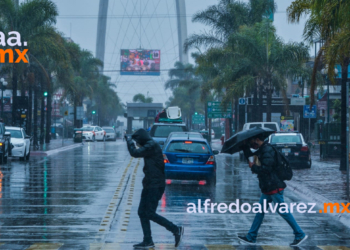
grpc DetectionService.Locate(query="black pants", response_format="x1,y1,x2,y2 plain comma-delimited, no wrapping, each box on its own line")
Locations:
138,187,178,242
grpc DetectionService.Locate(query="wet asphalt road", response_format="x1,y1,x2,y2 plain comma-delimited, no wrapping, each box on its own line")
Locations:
0,140,349,249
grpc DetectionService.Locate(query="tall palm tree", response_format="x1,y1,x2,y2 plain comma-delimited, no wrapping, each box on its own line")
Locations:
184,0,276,52
197,20,310,122
287,0,350,170
165,62,203,127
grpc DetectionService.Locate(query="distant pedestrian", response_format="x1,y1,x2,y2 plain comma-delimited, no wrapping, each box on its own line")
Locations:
125,129,184,249
122,131,126,141
238,134,308,247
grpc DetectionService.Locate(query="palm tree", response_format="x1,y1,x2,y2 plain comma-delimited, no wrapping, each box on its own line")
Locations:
287,0,350,170
165,62,203,128
132,93,153,103
184,0,276,52
196,20,310,122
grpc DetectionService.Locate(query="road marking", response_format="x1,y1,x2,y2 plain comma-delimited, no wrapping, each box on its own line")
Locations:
318,247,350,250
115,159,140,242
96,157,135,238
26,243,63,250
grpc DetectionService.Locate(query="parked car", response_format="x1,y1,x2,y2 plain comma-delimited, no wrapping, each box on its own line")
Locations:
268,132,311,168
0,123,11,163
102,127,117,141
240,122,280,160
162,136,219,185
5,126,30,161
150,123,187,146
78,126,106,142
201,129,215,139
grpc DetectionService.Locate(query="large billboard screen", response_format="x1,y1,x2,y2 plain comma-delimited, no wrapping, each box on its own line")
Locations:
120,49,160,76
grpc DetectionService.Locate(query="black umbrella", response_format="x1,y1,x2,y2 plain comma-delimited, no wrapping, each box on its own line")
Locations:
221,127,275,154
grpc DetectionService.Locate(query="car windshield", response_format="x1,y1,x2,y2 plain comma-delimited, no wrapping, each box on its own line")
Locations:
166,141,210,154
151,125,186,137
170,133,202,139
265,124,277,131
7,130,23,139
271,135,301,143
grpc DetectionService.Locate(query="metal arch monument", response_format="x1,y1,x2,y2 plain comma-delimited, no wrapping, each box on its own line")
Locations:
95,0,189,71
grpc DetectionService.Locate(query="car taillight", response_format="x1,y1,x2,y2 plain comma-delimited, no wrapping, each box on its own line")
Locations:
166,179,172,185
206,155,215,165
301,146,308,152
163,154,169,164
199,180,206,185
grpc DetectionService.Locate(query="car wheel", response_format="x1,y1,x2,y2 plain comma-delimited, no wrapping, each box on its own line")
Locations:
26,150,30,161
92,136,95,142
20,149,26,161
306,157,312,168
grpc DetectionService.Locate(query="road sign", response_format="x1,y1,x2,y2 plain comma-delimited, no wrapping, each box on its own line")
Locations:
207,102,232,119
303,105,317,118
192,114,205,124
239,98,246,105
208,113,231,118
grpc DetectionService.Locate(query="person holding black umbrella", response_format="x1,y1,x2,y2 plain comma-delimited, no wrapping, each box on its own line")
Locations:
237,134,308,247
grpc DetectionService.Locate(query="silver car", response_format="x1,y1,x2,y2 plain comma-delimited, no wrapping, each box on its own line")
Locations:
102,127,117,141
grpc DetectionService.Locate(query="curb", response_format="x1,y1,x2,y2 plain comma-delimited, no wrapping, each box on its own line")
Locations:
288,180,350,228
31,143,83,157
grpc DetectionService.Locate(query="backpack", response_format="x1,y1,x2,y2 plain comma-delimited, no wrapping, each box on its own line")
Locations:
270,145,293,181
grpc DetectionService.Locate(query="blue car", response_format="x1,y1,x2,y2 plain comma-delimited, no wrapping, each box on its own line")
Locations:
162,137,219,186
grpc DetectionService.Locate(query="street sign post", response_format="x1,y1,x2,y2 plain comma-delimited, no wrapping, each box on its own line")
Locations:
239,98,245,105
304,105,317,141
303,105,317,118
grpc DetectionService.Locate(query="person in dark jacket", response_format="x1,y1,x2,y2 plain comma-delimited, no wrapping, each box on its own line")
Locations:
126,129,184,249
238,134,307,247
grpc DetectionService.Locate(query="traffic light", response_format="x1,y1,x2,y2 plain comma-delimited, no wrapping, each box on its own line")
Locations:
195,112,198,115
43,91,48,97
92,110,96,114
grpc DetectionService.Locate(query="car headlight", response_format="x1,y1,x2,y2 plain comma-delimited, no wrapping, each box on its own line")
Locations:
15,143,24,147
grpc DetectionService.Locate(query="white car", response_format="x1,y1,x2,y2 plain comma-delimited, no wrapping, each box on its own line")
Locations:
81,126,106,141
102,127,117,141
6,126,30,161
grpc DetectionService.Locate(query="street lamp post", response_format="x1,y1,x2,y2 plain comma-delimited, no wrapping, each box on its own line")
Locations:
0,78,8,121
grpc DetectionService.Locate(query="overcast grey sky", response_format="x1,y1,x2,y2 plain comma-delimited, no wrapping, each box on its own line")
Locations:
24,0,308,105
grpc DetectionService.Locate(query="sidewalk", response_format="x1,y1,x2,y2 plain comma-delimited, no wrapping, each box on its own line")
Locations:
31,138,81,156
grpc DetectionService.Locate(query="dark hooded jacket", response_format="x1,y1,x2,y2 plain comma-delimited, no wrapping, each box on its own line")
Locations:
243,142,286,193
126,129,165,189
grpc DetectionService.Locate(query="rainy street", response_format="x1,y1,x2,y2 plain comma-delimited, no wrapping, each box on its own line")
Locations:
0,140,348,250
